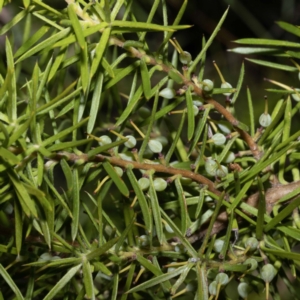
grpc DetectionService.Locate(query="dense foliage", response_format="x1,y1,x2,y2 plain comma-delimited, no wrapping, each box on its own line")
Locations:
1,1,300,299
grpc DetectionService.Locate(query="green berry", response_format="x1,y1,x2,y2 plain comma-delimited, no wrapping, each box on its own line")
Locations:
201,79,214,92
214,239,224,253
291,88,300,101
237,282,252,299
216,165,228,178
244,237,258,251
179,51,192,65
114,167,123,177
221,81,233,96
138,177,150,190
259,113,272,127
153,178,167,191
209,281,217,296
244,258,258,271
212,133,226,146
260,264,277,283
215,273,229,286
223,151,235,163
205,158,218,177
98,135,112,146
159,87,176,99
124,135,136,148
148,140,163,153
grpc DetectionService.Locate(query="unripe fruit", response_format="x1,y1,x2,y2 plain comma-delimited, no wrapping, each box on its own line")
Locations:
260,264,277,283
148,140,163,153
214,239,224,253
164,222,174,233
98,135,112,146
138,177,150,190
216,165,228,178
238,282,252,299
221,81,233,96
200,79,214,92
211,133,226,146
114,167,123,177
159,87,176,99
124,135,136,148
291,88,300,101
215,273,229,286
179,51,192,65
244,237,258,251
209,281,217,296
205,158,218,177
259,113,272,127
244,258,258,271
223,151,235,163
153,178,167,191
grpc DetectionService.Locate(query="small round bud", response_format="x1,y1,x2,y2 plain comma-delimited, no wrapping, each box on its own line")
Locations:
215,273,229,286
238,282,252,299
259,113,272,127
200,79,214,92
38,252,52,262
193,100,203,107
124,135,136,148
244,237,258,251
260,264,277,283
221,82,233,96
214,239,224,253
119,153,133,161
179,51,192,65
205,158,218,177
98,135,112,146
217,120,232,134
138,177,150,190
154,136,168,147
114,167,123,177
193,105,199,116
292,88,300,101
153,178,167,191
148,140,163,153
211,133,226,146
159,87,176,99
216,165,228,178
4,203,13,214
223,151,235,163
209,281,217,296
164,222,174,233
138,235,150,247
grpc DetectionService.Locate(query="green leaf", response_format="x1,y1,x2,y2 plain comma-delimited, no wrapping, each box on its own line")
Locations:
14,201,23,255
111,20,189,32
0,264,24,300
41,117,89,147
235,38,300,48
15,28,72,64
8,170,38,218
245,58,297,71
85,237,119,261
71,168,80,241
256,178,265,240
186,88,195,141
103,161,129,197
126,265,188,294
87,138,127,158
14,26,50,59
0,147,20,165
277,21,300,37
43,264,82,300
140,58,151,99
126,168,151,231
6,37,17,121
0,8,29,35
148,175,164,244
228,47,280,55
87,72,103,133
82,259,94,300
91,27,111,78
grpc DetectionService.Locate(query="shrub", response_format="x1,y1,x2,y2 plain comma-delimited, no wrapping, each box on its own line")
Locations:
0,1,300,299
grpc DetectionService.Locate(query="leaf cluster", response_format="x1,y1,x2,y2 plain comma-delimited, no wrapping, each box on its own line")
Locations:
0,1,300,299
